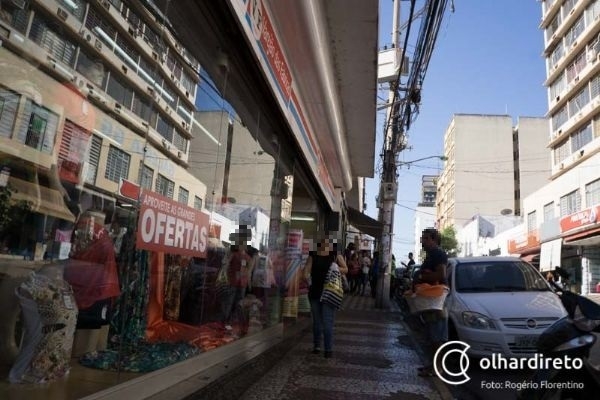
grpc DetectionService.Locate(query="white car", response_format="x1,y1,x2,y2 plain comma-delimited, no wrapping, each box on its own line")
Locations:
445,257,567,358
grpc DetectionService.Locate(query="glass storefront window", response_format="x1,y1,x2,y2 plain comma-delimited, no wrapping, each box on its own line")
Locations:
0,1,315,397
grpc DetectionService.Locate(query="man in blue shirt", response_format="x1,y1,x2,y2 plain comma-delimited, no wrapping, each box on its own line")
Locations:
414,228,448,377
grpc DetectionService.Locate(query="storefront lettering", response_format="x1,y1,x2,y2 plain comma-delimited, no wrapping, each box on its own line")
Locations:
560,205,600,233
136,190,209,257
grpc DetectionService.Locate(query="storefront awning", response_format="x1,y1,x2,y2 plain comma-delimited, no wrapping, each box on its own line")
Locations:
539,238,562,272
563,226,600,246
346,207,383,238
8,177,76,222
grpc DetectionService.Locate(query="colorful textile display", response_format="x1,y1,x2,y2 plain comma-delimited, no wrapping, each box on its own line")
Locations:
9,271,78,383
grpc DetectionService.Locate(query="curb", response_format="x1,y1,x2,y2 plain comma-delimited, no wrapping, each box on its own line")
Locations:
397,310,455,400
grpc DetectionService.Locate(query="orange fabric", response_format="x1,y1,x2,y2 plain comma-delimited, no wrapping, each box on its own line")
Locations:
145,253,231,348
408,283,448,298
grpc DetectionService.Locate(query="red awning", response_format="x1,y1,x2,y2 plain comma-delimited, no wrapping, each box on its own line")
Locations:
563,226,600,243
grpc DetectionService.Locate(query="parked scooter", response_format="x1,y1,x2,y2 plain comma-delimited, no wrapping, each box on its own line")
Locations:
518,282,600,399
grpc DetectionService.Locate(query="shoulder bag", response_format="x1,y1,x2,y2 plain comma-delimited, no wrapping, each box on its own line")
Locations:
320,262,344,310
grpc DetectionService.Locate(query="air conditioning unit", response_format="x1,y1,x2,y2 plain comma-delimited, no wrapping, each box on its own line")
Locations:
177,151,183,158
80,29,93,42
571,40,578,50
559,162,565,170
87,88,107,105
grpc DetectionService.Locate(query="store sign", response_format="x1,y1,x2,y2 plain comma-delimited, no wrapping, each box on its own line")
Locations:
136,189,210,257
246,0,292,100
560,205,600,233
507,230,539,254
119,179,140,201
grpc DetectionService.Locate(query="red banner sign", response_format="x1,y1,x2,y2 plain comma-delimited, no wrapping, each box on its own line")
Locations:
560,205,600,233
247,0,292,100
136,189,210,257
507,231,539,254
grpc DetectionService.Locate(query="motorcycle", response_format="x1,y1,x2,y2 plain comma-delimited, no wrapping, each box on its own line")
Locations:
518,282,600,399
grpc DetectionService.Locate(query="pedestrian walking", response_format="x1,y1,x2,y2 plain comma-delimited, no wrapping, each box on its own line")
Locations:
304,233,348,358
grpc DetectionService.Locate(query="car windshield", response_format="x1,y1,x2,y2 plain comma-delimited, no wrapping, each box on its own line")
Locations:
455,261,550,293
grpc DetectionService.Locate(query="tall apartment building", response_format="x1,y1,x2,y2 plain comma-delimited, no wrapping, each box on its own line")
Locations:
511,0,600,295
413,175,438,262
436,114,550,230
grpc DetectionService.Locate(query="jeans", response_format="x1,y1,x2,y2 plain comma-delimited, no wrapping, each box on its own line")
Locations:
310,299,336,352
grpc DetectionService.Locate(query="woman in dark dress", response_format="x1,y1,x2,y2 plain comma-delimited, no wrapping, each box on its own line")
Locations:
303,234,348,358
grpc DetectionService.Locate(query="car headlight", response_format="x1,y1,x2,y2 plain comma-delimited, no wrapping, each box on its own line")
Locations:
462,311,497,330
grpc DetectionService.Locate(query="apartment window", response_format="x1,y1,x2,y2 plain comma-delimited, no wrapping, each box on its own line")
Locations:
586,179,600,207
554,138,571,164
568,86,590,116
591,73,600,100
563,0,576,17
527,211,537,232
107,75,133,108
29,15,77,67
177,104,192,122
86,6,117,40
156,115,174,141
139,164,154,189
194,196,203,210
560,190,581,217
58,121,91,184
58,0,86,21
142,25,165,56
162,85,177,110
181,72,196,96
0,87,19,138
132,94,157,126
546,12,562,40
156,174,174,199
594,114,600,138
571,123,593,152
549,42,564,69
565,15,584,48
178,187,189,205
551,105,568,131
76,50,107,88
17,101,59,154
105,145,130,183
85,135,102,184
549,74,566,100
107,0,122,9
116,35,140,65
173,131,187,153
167,53,183,81
543,202,555,222
139,57,161,82
589,0,600,23
0,1,29,32
566,51,586,84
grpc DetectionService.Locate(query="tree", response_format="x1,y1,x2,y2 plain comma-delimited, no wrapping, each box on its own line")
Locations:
440,226,460,257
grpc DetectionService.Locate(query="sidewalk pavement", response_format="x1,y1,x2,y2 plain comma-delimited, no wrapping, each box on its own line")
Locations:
239,294,453,400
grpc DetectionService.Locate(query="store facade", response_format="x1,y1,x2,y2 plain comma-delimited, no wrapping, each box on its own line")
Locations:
0,0,378,398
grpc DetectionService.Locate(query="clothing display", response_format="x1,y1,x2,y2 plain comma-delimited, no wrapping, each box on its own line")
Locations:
9,271,78,384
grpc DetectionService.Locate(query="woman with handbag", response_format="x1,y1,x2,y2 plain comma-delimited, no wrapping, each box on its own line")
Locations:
303,234,348,358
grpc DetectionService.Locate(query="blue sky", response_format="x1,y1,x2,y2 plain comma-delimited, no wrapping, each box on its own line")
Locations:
366,0,549,261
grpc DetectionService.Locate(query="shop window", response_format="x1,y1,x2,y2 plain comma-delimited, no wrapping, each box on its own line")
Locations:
105,145,130,183
178,187,189,205
139,163,153,189
0,87,19,138
586,178,600,207
560,190,581,217
155,174,174,199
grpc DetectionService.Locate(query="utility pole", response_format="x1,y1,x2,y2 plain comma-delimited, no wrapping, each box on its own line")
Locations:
376,0,402,309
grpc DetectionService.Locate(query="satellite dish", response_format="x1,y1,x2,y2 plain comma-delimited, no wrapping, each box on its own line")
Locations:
500,209,513,216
